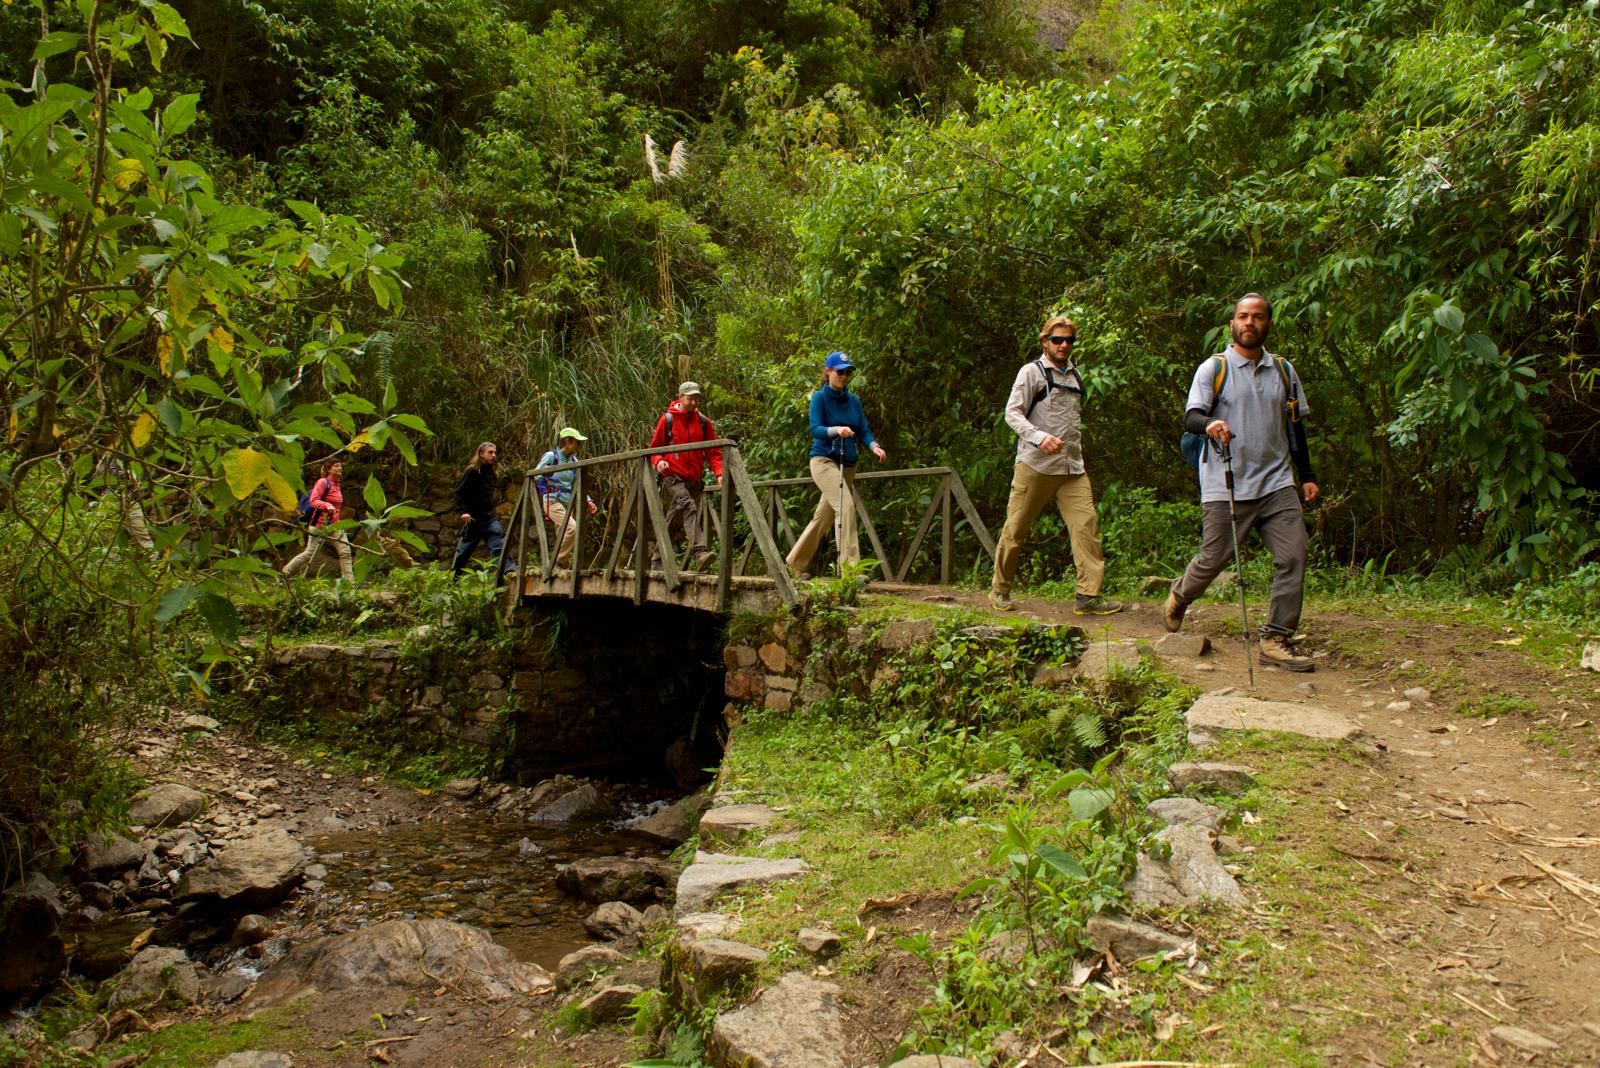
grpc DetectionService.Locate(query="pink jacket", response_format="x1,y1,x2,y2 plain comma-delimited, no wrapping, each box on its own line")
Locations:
309,477,343,528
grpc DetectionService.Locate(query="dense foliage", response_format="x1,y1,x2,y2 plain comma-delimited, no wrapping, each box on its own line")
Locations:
3,0,1597,877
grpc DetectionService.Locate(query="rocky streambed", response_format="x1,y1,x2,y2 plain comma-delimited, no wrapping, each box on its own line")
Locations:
0,710,704,1065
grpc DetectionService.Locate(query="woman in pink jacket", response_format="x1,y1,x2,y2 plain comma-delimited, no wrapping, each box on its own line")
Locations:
283,459,355,582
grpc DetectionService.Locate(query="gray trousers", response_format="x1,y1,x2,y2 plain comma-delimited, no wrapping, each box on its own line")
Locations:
651,476,706,564
1171,485,1306,637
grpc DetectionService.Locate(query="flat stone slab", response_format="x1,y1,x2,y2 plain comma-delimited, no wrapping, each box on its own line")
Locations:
1086,914,1195,960
675,853,809,915
709,972,849,1068
1582,641,1600,673
129,783,207,829
1146,797,1224,832
889,1058,981,1068
1167,762,1258,794
1126,825,1247,909
1185,692,1365,747
698,804,779,846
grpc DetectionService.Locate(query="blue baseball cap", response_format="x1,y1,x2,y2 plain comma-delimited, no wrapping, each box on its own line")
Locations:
825,351,855,372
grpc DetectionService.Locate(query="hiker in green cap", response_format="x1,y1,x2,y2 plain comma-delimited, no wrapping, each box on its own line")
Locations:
536,428,597,568
452,441,516,578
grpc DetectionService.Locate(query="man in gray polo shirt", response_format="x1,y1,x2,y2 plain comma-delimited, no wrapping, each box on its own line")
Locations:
1165,294,1319,672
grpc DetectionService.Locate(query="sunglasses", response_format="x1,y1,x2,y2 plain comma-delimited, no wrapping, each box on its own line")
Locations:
832,367,855,376
1046,335,1077,345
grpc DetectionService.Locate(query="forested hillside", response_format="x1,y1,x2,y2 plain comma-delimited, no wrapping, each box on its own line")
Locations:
2,0,1597,893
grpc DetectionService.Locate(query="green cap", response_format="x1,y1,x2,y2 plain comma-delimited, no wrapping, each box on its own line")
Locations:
558,427,587,442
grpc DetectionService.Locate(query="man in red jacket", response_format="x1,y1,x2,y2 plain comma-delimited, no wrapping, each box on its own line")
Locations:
649,381,724,570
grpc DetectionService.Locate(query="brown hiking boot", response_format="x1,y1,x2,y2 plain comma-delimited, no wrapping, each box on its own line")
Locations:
1163,592,1186,632
694,550,717,571
1259,633,1314,672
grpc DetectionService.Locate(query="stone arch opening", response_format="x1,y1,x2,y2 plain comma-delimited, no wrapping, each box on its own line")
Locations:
505,599,728,788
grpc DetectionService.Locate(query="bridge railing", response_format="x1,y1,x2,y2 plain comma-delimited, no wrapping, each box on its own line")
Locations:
495,441,995,614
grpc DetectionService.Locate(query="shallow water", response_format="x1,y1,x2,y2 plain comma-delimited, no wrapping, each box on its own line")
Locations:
292,798,674,972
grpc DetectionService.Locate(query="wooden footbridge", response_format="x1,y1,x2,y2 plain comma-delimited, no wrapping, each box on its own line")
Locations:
494,440,996,615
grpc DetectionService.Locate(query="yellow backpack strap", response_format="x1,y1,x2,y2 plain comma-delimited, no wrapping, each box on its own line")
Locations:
1210,354,1227,401
1276,356,1300,421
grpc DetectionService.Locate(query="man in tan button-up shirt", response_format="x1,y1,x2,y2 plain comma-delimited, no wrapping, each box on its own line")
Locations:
989,314,1122,615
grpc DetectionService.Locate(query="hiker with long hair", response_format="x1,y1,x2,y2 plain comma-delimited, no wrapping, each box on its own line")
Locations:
989,314,1122,616
283,459,355,581
785,351,886,579
452,441,517,578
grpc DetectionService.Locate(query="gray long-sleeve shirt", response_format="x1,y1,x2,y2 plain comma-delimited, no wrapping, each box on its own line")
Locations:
1005,356,1086,476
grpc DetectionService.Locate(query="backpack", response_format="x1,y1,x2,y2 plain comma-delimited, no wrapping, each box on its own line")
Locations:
295,478,325,525
663,409,709,444
1180,355,1301,469
1023,359,1085,419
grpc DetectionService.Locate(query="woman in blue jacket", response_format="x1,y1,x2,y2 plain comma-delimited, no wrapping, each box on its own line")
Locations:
785,351,887,577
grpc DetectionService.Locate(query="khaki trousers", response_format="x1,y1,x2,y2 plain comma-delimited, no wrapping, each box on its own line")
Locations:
547,501,578,566
284,528,355,581
786,456,858,572
991,462,1106,597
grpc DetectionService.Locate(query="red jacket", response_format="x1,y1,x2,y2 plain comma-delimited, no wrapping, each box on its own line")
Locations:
649,401,724,482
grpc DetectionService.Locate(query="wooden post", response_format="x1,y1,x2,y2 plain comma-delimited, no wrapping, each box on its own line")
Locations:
851,485,891,578
940,474,952,586
570,466,584,599
727,450,797,604
716,470,734,612
633,461,647,605
947,475,997,560
605,474,637,581
643,465,681,591
895,478,946,582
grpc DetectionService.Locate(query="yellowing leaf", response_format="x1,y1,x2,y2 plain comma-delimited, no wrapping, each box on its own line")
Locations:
347,431,371,452
157,335,173,374
208,326,234,354
112,157,145,190
131,412,156,449
220,447,273,500
1491,636,1524,646
166,267,201,326
262,469,298,511
7,410,16,444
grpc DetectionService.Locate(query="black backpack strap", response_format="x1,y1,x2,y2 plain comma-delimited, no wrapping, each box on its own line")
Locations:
1024,359,1085,418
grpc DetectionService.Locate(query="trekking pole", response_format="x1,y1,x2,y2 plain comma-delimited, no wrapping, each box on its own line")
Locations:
1218,441,1255,688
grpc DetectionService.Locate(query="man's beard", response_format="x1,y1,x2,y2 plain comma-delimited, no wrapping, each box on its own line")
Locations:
1231,322,1270,349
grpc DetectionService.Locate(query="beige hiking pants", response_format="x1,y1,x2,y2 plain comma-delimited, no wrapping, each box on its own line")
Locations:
786,456,859,572
991,462,1105,597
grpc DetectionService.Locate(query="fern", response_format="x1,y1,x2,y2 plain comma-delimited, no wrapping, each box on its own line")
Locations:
1070,710,1108,751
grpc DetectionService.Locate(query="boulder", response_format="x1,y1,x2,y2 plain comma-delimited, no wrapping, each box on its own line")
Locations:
1166,762,1257,794
213,1054,294,1068
1086,914,1195,960
1153,632,1210,658
1125,825,1246,909
79,831,144,877
578,983,643,1024
556,945,627,990
675,852,810,915
175,830,305,906
667,935,767,1008
108,946,200,1010
1185,692,1365,747
630,794,711,847
584,901,646,942
877,618,938,651
1137,576,1170,596
709,972,849,1068
556,857,670,904
1583,641,1600,673
676,912,738,940
530,784,617,824
129,784,208,829
1145,797,1224,832
889,1058,982,1068
1077,639,1144,680
244,919,553,1008
0,874,66,1006
797,927,841,958
181,714,221,732
232,915,274,947
443,778,481,799
698,804,780,846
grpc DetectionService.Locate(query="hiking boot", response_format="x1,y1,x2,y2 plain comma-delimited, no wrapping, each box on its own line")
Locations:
989,591,1016,612
1163,591,1186,632
694,550,717,571
1073,594,1124,616
1259,633,1314,672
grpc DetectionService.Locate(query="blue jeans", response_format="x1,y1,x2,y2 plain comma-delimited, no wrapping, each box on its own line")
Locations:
452,518,515,576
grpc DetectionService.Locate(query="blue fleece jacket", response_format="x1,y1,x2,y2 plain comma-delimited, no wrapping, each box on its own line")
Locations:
807,385,877,466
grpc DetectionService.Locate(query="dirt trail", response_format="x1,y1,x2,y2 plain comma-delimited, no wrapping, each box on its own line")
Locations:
992,592,1600,1064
